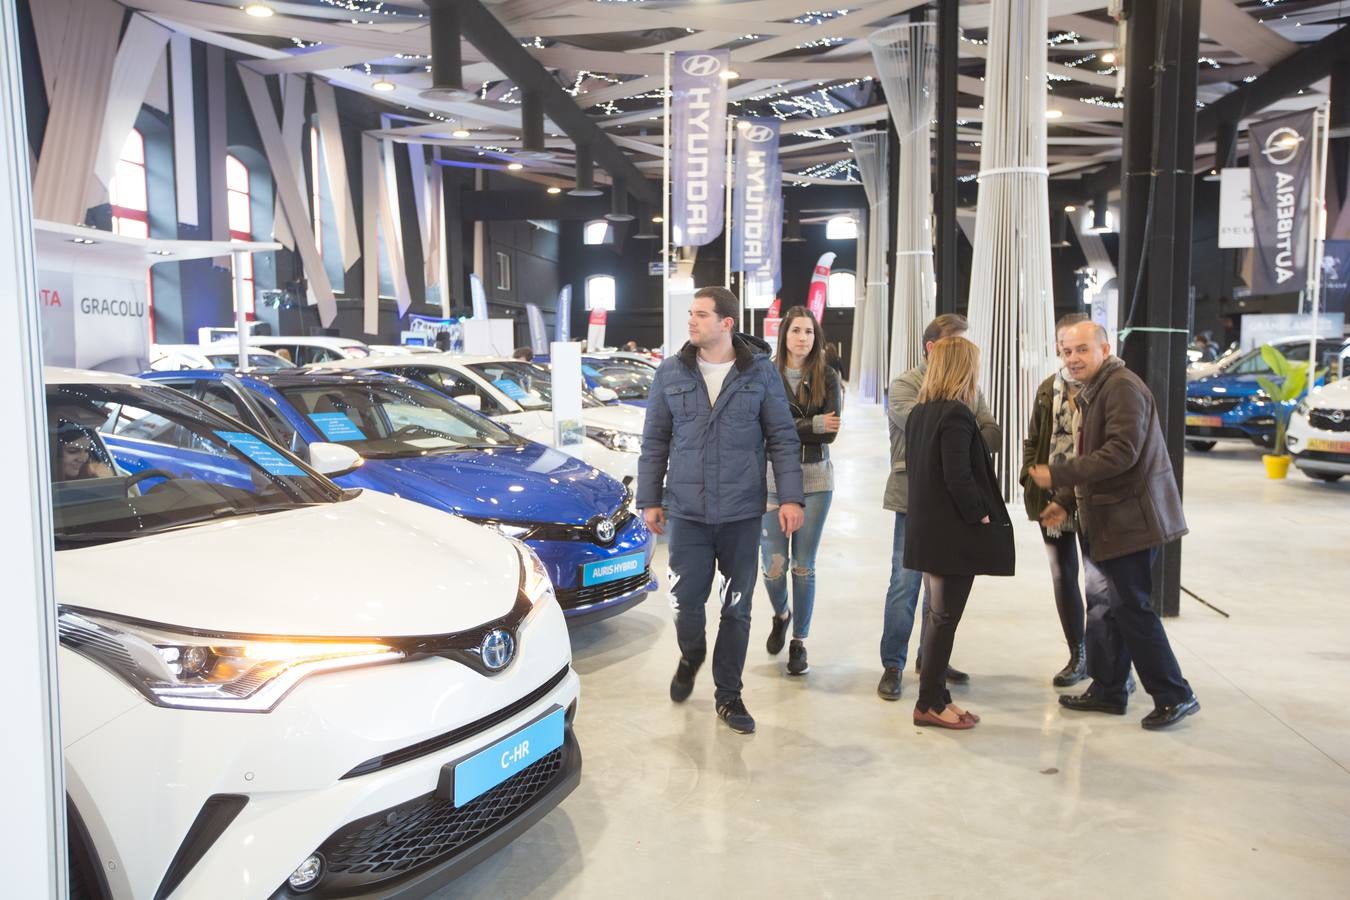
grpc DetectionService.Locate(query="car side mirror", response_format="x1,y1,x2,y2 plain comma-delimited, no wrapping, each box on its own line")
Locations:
456,394,483,411
308,441,363,477
593,386,619,403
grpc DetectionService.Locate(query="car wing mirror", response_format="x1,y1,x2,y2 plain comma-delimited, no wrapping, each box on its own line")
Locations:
456,394,483,412
308,441,363,477
592,386,619,403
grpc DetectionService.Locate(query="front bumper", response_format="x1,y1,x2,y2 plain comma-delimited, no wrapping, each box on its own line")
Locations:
528,517,655,621
1287,415,1350,474
1185,410,1274,446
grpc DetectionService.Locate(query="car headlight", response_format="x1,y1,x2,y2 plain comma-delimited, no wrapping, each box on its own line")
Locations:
585,426,642,453
463,517,536,540
1252,388,1270,402
57,608,404,712
1295,398,1311,417
512,539,557,622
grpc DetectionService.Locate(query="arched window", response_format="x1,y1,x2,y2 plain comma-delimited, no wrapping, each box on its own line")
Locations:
583,220,612,246
825,215,857,241
586,274,616,311
226,154,255,316
827,270,857,309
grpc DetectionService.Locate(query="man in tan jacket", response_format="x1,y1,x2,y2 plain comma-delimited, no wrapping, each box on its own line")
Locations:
1030,321,1199,730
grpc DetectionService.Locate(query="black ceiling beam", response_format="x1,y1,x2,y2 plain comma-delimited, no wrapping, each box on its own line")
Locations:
461,188,611,221
1196,25,1350,142
452,0,659,205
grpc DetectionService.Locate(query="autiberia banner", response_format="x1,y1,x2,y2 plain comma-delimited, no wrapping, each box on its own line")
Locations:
732,118,781,285
671,50,730,247
1249,110,1316,295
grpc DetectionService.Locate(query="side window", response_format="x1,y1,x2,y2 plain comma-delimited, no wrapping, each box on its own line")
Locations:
242,387,300,449
104,405,193,450
304,347,341,365
398,367,503,414
198,384,248,423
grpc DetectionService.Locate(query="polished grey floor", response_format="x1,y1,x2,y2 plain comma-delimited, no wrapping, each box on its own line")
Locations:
442,401,1350,899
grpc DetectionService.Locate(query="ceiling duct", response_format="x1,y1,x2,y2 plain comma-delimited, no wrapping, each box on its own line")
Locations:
1091,192,1110,232
606,180,634,222
422,0,475,102
519,89,553,160
783,204,806,242
569,143,602,197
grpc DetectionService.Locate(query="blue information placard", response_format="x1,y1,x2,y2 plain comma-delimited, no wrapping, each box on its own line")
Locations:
492,378,528,402
581,551,646,587
454,707,564,807
309,412,367,442
214,431,305,476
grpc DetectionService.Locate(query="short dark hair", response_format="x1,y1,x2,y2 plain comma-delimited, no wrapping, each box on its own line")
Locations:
694,286,740,324
922,314,968,354
1056,312,1090,331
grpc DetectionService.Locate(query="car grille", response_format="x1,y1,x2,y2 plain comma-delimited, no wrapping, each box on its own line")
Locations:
1186,396,1241,414
1310,409,1350,432
315,747,567,893
556,569,651,610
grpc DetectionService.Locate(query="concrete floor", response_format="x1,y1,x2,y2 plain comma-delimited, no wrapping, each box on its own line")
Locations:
443,401,1350,899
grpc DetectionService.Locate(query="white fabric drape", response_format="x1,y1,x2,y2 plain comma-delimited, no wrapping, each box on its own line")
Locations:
313,80,361,272
852,132,890,404
271,75,308,259
28,0,72,99
361,134,381,335
31,0,123,223
207,46,230,263
426,150,449,315
237,65,338,326
379,139,413,318
966,0,1057,501
91,15,171,205
170,34,198,227
870,23,938,377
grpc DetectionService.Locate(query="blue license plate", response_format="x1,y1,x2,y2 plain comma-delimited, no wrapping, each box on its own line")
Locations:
581,551,646,587
452,706,564,807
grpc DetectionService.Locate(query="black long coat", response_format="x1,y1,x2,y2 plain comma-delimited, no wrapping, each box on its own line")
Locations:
903,400,1015,577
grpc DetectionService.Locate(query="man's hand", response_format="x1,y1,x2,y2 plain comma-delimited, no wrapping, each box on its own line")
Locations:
779,502,805,536
820,412,842,433
1039,501,1068,531
1029,464,1053,489
643,506,667,536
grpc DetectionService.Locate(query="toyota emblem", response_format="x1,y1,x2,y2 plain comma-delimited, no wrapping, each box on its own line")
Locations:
596,518,616,543
742,124,775,144
1331,409,1345,425
1262,127,1302,166
681,54,723,77
479,629,515,671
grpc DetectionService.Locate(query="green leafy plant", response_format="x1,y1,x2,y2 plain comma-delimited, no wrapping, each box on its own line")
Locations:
1255,344,1318,457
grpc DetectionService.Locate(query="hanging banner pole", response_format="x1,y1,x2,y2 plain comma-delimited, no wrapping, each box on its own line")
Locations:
663,51,671,354
231,248,250,370
1308,103,1332,385
725,114,734,320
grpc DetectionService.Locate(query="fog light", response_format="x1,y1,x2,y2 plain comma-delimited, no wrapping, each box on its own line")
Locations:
288,853,324,892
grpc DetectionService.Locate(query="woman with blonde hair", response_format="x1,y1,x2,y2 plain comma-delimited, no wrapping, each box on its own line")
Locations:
903,336,1014,729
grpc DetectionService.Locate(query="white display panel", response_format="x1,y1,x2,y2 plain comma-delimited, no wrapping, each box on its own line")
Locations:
550,341,585,448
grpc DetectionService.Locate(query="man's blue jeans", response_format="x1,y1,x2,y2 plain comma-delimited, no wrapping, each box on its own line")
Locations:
880,511,928,670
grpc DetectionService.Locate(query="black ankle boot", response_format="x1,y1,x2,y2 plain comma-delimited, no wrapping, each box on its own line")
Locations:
1053,641,1087,687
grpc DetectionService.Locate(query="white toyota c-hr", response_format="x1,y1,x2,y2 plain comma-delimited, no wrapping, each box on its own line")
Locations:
47,369,580,899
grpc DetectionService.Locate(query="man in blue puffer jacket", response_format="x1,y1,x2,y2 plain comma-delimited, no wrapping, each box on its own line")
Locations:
639,286,805,735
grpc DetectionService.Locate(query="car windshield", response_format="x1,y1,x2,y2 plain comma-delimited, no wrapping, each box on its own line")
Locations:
584,358,654,400
342,345,371,358
208,353,289,371
277,379,520,458
48,382,344,549
1229,340,1343,375
468,361,603,410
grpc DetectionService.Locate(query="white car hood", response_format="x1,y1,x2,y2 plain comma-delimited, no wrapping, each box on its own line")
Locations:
56,492,521,637
583,404,645,432
1307,378,1350,411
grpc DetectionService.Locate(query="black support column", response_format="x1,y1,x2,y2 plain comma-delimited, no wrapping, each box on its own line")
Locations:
1118,0,1201,618
934,0,959,315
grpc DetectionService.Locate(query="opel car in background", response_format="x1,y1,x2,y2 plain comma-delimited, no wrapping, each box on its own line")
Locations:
141,368,655,621
148,342,291,372
49,369,580,899
1184,337,1348,451
323,353,646,484
248,335,372,365
1287,376,1350,482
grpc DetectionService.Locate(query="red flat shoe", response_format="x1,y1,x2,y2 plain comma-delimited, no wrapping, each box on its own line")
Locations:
947,704,980,724
913,708,976,730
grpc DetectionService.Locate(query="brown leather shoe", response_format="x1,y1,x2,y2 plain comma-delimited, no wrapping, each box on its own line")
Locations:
913,707,976,730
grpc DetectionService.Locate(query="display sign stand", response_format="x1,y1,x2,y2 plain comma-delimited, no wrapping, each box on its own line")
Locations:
1304,104,1332,382
550,341,585,450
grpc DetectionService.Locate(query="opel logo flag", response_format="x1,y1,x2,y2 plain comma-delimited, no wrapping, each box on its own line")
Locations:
732,118,782,290
672,50,731,247
1249,110,1315,296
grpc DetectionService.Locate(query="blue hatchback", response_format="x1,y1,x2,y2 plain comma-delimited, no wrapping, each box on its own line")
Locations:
1185,338,1347,451
139,369,655,621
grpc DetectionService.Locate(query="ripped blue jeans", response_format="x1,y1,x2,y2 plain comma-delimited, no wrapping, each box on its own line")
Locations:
760,491,834,640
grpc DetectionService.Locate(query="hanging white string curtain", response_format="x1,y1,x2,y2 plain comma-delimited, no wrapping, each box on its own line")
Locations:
966,0,1057,502
869,22,938,378
851,133,890,404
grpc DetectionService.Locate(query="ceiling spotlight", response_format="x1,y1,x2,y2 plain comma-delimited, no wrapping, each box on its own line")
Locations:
506,162,524,171
243,3,274,17
1064,205,1077,212
720,69,740,80
1100,51,1116,64
1045,109,1064,120
547,186,562,195
651,215,664,224
371,78,396,92
451,128,471,139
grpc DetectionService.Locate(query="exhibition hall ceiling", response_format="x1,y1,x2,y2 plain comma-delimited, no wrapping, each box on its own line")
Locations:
117,0,1344,191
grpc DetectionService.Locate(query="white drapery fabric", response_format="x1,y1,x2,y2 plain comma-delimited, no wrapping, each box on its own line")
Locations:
31,0,123,223
361,134,381,335
379,138,414,318
170,34,198,227
271,75,309,264
869,22,938,377
851,132,890,405
966,0,1057,501
91,15,171,207
313,80,361,273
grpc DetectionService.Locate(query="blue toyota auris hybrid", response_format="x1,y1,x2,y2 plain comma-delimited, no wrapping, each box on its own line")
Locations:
138,368,655,621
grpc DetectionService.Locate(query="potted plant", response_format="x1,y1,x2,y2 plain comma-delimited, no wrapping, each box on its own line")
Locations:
1256,343,1316,479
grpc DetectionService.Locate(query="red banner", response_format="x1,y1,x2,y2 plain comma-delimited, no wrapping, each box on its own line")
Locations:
805,252,836,322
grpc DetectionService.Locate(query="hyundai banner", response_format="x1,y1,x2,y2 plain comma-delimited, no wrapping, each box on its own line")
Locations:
1249,110,1315,295
671,50,730,247
732,118,781,279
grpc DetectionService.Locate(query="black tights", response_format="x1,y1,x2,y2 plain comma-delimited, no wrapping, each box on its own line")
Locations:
916,573,974,713
1041,526,1086,650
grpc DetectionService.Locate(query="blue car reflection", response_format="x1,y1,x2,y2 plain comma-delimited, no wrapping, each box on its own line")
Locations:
138,368,655,622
